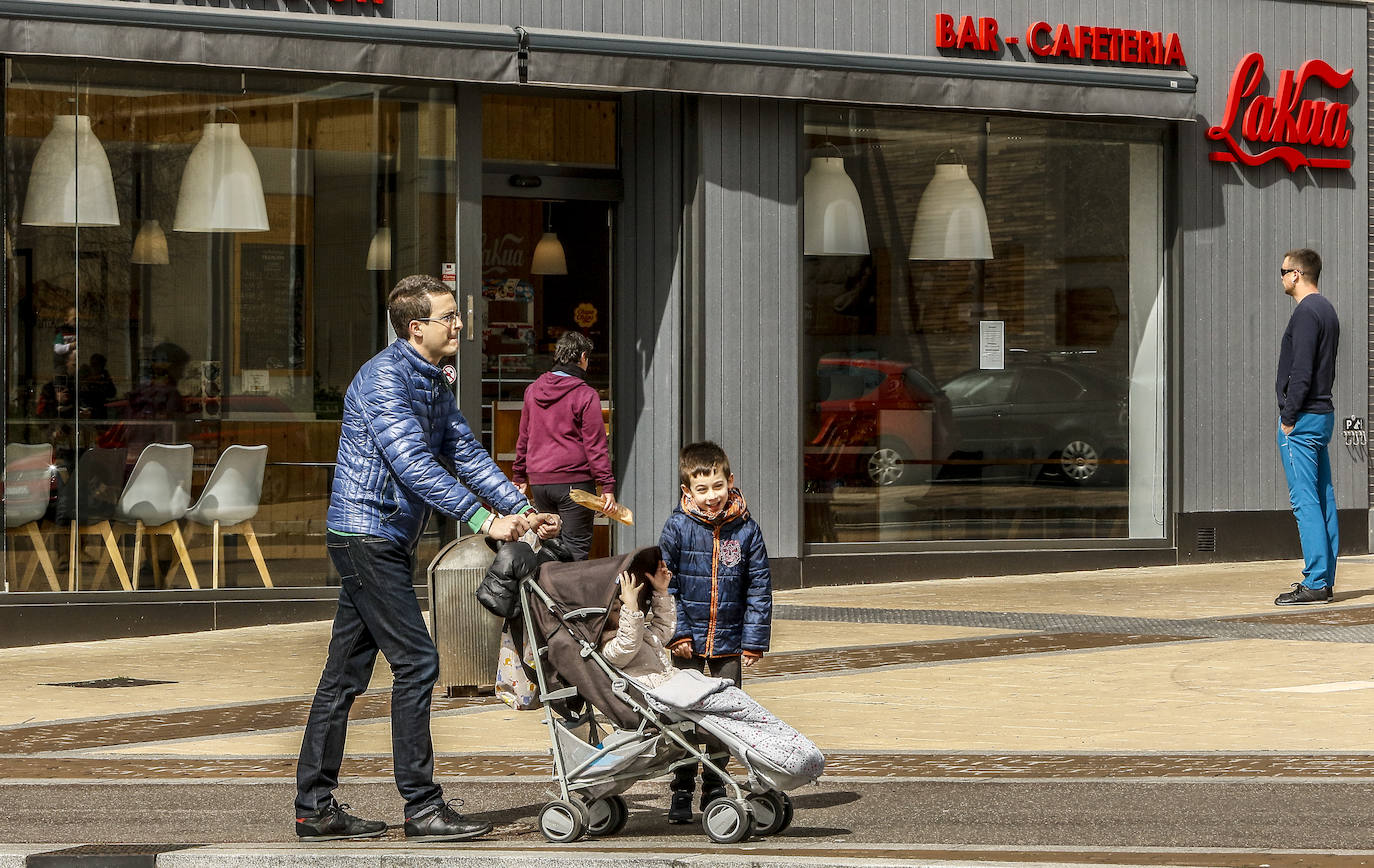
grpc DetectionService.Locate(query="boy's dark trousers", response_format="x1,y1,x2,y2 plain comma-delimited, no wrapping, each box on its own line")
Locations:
296,532,444,817
670,654,742,797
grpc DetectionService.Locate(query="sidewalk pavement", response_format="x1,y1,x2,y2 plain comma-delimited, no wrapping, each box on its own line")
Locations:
6,556,1374,866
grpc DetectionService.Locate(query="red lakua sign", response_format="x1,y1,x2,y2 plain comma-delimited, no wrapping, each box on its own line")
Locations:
934,14,1187,67
1206,52,1353,171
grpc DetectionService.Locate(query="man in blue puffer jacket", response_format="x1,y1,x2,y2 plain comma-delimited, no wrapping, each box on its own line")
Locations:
659,440,772,824
295,275,560,844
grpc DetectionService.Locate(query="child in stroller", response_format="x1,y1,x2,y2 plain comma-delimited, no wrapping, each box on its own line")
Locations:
521,545,824,844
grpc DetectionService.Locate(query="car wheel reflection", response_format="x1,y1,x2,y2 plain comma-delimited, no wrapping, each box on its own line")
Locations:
1057,437,1100,485
866,440,909,487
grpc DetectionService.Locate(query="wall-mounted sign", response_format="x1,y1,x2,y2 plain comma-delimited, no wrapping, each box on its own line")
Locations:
1206,53,1354,171
934,14,1187,68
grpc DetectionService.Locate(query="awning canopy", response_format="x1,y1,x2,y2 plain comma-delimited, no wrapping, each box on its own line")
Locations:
0,0,1196,122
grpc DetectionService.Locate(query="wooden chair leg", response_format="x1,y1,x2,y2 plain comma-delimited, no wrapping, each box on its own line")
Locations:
68,521,79,592
26,524,60,592
240,521,273,588
168,524,200,590
131,523,145,590
97,520,132,591
210,520,220,590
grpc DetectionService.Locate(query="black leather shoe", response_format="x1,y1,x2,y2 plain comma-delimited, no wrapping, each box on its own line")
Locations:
404,799,492,842
1275,582,1332,606
667,790,693,824
295,801,387,841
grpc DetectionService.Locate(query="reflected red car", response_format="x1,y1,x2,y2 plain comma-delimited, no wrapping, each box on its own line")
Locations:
805,359,954,487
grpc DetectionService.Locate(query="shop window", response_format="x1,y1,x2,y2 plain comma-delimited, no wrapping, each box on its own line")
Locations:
802,106,1166,543
3,61,457,592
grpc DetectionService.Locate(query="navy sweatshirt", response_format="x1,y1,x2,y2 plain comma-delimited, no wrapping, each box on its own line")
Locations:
1276,292,1340,426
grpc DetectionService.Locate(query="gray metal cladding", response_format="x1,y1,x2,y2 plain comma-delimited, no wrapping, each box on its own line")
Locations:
613,92,687,553
695,97,802,559
1176,1,1368,514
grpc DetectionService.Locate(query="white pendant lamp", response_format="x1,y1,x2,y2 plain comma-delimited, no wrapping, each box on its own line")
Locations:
531,231,568,275
531,203,567,275
174,117,269,232
908,155,993,261
131,219,169,265
366,225,392,271
23,114,120,227
803,155,869,256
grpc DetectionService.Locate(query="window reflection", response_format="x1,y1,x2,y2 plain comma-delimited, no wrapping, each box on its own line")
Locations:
802,107,1166,543
4,62,457,591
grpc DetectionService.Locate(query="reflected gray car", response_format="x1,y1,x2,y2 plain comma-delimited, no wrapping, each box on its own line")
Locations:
939,363,1128,485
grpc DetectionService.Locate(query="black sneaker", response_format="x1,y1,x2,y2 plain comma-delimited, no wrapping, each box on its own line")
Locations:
667,790,693,824
404,799,492,842
295,801,387,841
1275,582,1332,606
700,787,726,812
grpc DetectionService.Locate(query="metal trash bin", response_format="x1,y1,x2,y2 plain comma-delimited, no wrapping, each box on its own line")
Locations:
427,534,502,696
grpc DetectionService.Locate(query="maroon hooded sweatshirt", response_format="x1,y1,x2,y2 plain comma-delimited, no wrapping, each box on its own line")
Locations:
512,365,615,493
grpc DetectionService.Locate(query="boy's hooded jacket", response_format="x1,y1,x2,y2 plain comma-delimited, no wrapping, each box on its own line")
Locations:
327,339,530,548
512,364,615,493
660,489,772,657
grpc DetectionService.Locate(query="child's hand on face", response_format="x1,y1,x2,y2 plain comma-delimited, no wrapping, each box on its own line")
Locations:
617,571,642,610
649,560,673,593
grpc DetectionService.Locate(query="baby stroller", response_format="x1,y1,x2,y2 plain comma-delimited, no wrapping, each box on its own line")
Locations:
517,544,823,844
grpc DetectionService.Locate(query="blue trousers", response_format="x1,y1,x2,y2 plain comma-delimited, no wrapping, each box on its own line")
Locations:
1277,412,1338,590
295,532,443,816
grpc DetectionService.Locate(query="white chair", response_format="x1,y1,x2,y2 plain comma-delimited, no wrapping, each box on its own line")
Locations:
4,443,59,591
115,443,199,590
62,445,132,592
181,444,272,589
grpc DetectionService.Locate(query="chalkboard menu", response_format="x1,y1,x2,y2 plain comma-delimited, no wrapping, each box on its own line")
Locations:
234,242,310,375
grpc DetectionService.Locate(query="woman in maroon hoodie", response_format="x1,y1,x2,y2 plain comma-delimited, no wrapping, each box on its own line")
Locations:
512,331,617,560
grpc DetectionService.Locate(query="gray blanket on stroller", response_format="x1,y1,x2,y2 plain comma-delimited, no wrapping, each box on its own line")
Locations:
645,669,824,791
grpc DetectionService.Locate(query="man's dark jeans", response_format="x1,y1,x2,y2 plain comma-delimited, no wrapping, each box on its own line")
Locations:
530,480,597,560
295,532,443,817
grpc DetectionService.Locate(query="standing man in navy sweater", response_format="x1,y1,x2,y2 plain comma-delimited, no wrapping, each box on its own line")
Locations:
1274,248,1341,606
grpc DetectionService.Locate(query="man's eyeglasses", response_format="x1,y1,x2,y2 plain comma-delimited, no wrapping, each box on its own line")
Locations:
415,312,460,328
1280,268,1302,277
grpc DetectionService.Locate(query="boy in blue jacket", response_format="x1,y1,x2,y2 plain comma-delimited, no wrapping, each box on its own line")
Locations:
660,440,772,824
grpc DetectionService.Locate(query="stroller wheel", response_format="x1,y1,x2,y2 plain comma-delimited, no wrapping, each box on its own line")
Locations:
747,790,794,836
538,799,587,843
584,794,629,837
701,796,754,844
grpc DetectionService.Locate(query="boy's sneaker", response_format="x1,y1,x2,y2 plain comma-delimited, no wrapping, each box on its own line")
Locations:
295,801,387,841
667,790,694,824
1275,582,1333,606
700,787,726,812
404,799,492,842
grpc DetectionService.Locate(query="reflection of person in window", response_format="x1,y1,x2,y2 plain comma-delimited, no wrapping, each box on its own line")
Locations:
78,352,117,420
51,305,76,372
127,342,188,419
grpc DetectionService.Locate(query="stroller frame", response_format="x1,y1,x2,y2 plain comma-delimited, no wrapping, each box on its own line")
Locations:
518,574,790,844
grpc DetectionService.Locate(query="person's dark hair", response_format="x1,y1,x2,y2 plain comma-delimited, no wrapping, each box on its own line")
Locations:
387,274,451,339
679,440,732,488
554,331,594,366
90,353,107,370
1285,248,1322,284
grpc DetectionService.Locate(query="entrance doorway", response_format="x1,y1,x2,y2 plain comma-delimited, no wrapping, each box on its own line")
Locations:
480,196,614,556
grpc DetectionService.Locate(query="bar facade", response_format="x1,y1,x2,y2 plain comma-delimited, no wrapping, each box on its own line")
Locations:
0,0,1367,644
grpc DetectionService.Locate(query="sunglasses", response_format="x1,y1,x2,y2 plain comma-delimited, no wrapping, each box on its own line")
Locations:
1280,268,1302,277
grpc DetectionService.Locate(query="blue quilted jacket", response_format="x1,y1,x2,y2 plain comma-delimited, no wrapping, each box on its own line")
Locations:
326,340,530,548
660,495,772,657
